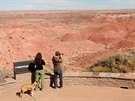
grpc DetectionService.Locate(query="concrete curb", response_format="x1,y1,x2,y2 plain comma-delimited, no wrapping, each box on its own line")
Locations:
64,72,135,80
0,78,16,86
0,72,134,86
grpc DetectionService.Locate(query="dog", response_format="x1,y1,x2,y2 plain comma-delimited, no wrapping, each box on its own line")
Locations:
18,80,39,98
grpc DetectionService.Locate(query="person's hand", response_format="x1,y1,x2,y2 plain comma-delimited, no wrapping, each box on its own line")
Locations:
60,55,62,58
43,65,45,70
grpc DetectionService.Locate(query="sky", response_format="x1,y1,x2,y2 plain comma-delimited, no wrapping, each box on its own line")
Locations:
0,0,135,11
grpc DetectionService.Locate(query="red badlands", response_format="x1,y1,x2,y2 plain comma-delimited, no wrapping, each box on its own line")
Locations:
0,10,135,71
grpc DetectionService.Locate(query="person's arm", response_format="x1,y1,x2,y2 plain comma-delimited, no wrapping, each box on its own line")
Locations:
42,59,46,65
42,59,46,70
54,56,62,63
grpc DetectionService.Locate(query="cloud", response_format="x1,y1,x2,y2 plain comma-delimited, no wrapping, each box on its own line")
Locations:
109,0,134,2
31,0,81,6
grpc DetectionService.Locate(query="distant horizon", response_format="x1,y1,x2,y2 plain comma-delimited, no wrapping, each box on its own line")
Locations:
0,0,135,11
0,9,134,12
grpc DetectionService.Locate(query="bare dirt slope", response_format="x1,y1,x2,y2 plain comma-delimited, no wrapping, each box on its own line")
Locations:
0,10,135,72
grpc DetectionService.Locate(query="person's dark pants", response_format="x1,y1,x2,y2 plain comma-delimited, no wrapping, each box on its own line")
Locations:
54,69,63,88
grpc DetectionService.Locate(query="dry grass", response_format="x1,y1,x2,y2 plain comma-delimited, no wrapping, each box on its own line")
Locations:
0,68,12,80
85,49,135,73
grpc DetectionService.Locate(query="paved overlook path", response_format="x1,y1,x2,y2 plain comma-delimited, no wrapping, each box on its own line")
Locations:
0,73,134,101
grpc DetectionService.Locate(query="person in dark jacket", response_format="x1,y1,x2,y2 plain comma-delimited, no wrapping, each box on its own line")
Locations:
52,51,63,89
34,52,46,91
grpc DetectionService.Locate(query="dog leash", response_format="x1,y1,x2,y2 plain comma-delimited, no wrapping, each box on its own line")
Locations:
31,95,38,101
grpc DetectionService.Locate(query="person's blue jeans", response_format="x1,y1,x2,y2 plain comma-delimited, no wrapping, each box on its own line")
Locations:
54,69,63,88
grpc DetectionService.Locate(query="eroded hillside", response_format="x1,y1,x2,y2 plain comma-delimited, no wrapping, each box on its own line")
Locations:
0,10,135,72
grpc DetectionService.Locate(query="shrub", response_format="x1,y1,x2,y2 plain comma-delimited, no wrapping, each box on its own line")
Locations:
91,66,111,72
85,49,135,73
0,68,12,80
111,67,120,73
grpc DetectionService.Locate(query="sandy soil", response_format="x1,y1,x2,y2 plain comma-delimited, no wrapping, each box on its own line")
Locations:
0,83,134,101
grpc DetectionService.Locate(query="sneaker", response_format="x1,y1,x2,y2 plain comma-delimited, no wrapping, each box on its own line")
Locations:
58,86,63,88
35,88,40,91
39,88,44,91
50,85,53,88
41,89,44,91
59,86,63,88
53,86,57,89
